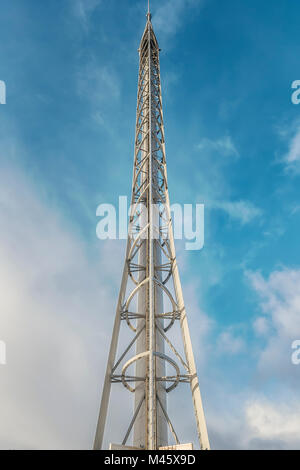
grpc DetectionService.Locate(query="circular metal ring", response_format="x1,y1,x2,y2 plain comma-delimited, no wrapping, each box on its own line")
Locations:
123,278,149,332
121,351,180,393
121,351,149,392
153,278,178,332
153,352,180,392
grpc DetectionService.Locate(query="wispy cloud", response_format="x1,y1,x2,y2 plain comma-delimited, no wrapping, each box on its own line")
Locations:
246,268,300,383
253,316,270,336
194,135,261,225
282,125,300,174
152,0,203,39
290,204,300,215
77,59,120,105
211,200,263,225
72,0,102,31
217,327,245,355
197,136,239,158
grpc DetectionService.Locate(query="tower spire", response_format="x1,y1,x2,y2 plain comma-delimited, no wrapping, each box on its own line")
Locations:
147,0,151,21
93,8,210,452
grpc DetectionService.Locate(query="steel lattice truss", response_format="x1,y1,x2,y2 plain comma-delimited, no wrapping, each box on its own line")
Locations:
94,12,210,451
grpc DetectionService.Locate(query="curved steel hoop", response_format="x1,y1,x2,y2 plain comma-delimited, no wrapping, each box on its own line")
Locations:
121,351,180,393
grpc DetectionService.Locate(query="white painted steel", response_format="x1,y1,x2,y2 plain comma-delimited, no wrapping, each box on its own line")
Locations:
93,10,210,451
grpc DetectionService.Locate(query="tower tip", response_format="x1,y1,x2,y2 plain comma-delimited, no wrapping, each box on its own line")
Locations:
147,0,152,21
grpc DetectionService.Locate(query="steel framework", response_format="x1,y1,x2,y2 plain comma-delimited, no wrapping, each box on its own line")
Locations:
93,10,210,451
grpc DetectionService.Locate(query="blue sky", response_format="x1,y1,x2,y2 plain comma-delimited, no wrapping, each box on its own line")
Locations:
0,0,300,449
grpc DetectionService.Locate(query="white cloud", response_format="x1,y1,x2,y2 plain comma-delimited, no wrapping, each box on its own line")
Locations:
247,268,300,382
246,398,300,448
205,383,300,449
77,59,120,105
0,164,119,449
194,135,262,225
211,200,263,225
248,269,300,338
181,279,214,363
197,136,239,158
204,268,300,450
290,204,300,215
72,0,101,30
152,0,202,39
282,125,300,173
253,316,270,336
217,328,245,355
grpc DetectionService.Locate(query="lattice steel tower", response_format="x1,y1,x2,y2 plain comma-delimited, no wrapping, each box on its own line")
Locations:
94,5,210,451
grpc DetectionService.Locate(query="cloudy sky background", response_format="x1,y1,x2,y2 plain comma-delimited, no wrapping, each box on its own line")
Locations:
0,0,300,449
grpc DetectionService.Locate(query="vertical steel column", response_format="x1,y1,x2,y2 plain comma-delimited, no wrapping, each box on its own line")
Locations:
146,12,156,451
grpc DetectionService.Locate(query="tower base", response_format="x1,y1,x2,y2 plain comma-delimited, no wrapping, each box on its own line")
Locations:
109,443,193,451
